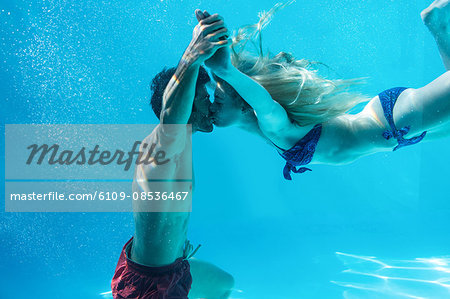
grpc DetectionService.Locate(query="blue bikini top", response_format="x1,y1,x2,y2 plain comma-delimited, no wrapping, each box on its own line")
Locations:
276,87,427,180
275,124,322,180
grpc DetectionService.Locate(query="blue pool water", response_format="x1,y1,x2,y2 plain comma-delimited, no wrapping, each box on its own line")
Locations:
1,0,449,298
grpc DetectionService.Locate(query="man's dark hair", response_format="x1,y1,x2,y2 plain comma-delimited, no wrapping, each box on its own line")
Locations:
150,66,211,119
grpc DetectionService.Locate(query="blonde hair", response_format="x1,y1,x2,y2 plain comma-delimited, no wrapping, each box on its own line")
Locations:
230,2,369,126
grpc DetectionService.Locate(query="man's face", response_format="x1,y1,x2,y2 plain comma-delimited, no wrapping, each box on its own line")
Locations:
190,85,214,133
209,81,244,127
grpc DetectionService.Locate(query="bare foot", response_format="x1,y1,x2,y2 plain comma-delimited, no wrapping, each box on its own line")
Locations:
421,0,450,34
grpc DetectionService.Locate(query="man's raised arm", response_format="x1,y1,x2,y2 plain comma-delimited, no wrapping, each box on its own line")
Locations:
160,13,230,125
130,13,230,266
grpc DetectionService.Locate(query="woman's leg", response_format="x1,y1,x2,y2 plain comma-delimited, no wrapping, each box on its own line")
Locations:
402,71,450,137
422,0,450,70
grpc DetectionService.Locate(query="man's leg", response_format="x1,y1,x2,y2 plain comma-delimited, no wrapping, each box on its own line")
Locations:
189,258,235,299
422,0,450,70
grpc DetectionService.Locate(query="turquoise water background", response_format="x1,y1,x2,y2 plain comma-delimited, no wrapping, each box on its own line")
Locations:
1,0,449,298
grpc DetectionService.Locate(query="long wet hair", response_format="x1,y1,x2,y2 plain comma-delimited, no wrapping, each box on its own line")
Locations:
230,2,369,126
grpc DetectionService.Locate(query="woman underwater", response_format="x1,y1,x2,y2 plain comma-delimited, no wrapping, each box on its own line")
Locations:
198,0,450,180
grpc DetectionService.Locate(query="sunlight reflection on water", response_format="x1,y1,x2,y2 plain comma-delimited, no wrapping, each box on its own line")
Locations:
333,252,450,299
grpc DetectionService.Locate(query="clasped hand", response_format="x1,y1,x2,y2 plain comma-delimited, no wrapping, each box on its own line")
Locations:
184,9,232,73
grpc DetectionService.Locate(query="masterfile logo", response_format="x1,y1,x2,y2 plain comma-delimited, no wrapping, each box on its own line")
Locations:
25,141,170,171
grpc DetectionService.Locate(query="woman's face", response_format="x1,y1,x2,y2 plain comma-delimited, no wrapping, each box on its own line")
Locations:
210,81,246,127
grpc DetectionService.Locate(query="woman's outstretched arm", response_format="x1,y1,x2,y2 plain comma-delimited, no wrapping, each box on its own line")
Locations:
214,65,294,132
195,10,303,145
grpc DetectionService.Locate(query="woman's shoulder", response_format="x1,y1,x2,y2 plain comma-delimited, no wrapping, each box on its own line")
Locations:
267,121,317,151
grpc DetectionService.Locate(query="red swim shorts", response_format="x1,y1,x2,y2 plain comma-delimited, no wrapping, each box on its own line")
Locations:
111,237,192,299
